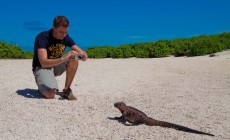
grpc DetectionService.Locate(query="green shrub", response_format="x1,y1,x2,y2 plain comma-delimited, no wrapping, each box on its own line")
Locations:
111,47,124,58
85,32,230,58
24,51,34,59
119,45,134,58
1,32,230,59
0,42,25,59
150,41,172,57
86,46,114,58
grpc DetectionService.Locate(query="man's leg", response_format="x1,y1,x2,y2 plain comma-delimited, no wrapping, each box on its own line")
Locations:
34,67,59,99
64,59,79,90
53,60,78,100
58,59,79,100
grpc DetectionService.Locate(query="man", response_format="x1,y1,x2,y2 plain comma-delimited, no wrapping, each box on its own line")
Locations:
32,16,87,100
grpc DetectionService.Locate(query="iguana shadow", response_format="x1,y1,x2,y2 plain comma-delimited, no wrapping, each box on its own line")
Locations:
107,117,136,126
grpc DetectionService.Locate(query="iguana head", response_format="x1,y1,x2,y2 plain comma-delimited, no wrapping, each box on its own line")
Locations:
114,102,126,108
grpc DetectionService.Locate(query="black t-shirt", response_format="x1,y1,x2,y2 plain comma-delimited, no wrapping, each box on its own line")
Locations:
32,29,76,70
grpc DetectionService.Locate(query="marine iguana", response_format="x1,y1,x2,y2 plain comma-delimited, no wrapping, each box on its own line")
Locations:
113,102,214,137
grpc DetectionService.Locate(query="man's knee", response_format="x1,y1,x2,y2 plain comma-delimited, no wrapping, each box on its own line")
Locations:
67,59,79,71
68,59,79,65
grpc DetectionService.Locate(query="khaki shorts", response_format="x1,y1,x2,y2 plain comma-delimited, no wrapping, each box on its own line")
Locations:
33,62,67,93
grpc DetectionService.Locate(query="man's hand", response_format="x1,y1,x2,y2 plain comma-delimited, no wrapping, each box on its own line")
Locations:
61,50,78,62
70,45,88,61
79,51,88,61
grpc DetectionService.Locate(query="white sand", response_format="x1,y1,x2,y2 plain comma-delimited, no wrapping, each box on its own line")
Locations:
0,51,230,140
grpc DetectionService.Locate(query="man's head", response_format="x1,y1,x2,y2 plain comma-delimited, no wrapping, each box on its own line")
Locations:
52,16,69,40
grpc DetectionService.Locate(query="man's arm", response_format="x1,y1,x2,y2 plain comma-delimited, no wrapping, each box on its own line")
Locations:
38,48,78,68
71,45,88,61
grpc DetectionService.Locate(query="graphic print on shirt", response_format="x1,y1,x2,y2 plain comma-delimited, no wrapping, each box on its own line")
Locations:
48,44,65,58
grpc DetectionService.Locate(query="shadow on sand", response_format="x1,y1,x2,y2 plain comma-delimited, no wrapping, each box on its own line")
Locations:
16,88,44,99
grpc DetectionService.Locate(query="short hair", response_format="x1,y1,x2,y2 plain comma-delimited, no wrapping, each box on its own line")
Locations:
53,16,69,28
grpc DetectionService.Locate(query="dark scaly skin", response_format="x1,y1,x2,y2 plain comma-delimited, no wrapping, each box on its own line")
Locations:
114,102,215,137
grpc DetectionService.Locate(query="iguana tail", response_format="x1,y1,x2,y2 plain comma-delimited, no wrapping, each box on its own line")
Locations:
144,117,214,136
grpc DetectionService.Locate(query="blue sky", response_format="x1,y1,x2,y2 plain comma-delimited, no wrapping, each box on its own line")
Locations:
0,0,229,51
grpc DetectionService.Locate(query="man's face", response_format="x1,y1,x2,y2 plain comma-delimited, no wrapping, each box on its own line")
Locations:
52,26,68,40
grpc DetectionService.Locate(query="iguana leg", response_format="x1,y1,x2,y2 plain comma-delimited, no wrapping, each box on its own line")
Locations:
115,116,123,120
115,116,127,124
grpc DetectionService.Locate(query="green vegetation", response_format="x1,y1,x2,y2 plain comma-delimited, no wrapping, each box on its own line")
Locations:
0,42,33,59
86,32,230,58
0,32,229,59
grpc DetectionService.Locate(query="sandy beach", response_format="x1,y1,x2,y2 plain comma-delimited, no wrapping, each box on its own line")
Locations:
0,51,230,140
